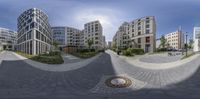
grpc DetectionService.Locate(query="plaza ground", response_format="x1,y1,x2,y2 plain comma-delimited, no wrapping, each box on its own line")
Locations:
0,50,200,99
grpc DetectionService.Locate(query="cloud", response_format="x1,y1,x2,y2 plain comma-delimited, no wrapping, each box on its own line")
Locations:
74,8,123,41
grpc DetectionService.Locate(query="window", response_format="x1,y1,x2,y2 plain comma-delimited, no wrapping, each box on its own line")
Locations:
27,19,32,23
138,45,141,48
138,38,141,43
138,32,141,35
30,22,34,29
146,24,150,28
146,30,150,34
138,26,141,30
25,26,29,31
36,30,40,39
146,37,150,43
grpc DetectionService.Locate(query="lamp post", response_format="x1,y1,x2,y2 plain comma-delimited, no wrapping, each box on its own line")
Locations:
185,32,188,56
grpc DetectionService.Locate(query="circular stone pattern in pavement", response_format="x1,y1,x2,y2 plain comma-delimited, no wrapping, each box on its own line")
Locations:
105,76,132,88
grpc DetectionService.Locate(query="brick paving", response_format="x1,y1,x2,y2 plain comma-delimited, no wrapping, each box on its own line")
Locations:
0,51,200,99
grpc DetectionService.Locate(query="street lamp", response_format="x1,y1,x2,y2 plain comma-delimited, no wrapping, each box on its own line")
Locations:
185,32,188,56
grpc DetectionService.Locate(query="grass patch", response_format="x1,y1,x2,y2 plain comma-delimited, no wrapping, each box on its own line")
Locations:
71,52,99,58
181,52,196,60
15,51,64,64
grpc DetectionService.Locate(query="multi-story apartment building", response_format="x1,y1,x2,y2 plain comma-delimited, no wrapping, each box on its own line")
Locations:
0,27,17,50
113,16,156,53
102,35,106,49
17,8,52,55
84,20,103,50
52,26,83,51
193,27,200,51
165,29,184,50
112,22,129,49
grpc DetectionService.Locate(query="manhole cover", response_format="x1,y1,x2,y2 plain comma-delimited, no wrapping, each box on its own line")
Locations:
105,76,132,88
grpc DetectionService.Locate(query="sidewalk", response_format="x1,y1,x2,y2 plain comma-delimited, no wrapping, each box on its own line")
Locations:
62,53,83,64
12,52,102,72
107,50,200,70
0,51,5,65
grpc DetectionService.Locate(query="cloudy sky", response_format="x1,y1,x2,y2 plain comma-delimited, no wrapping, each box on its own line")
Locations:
0,0,200,41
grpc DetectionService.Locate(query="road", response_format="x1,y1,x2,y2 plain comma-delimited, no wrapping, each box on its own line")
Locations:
0,51,200,99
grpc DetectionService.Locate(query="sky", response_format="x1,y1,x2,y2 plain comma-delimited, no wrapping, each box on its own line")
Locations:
0,0,200,42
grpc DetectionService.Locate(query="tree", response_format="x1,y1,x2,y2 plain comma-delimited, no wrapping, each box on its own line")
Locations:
159,35,167,48
112,42,117,49
188,39,194,49
87,38,94,50
52,40,59,51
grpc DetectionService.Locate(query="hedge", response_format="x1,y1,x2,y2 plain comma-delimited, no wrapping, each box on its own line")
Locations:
122,48,144,56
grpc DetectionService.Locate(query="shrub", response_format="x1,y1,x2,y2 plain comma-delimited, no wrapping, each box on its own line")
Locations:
130,48,144,55
71,52,98,58
31,55,64,64
49,51,61,56
122,49,133,56
98,49,105,52
79,49,95,53
90,49,96,52
156,48,167,52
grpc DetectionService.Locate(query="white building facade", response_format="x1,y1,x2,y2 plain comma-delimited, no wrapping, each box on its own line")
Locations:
113,16,156,53
84,20,103,50
0,27,17,50
17,8,52,55
165,30,184,50
193,27,200,52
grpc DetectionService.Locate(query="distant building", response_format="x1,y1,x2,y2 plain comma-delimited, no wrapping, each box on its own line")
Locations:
102,35,106,49
52,26,83,52
52,21,104,52
108,41,112,49
112,16,156,53
0,27,17,50
156,38,161,48
84,20,103,50
165,29,184,50
17,8,52,55
193,27,200,51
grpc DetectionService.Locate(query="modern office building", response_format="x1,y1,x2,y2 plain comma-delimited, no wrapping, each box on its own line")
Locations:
193,27,200,51
17,8,52,55
165,29,184,50
0,27,17,50
84,20,103,50
113,16,156,53
52,26,83,52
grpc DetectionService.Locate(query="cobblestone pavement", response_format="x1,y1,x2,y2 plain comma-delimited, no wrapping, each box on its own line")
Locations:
139,54,182,63
0,51,200,99
62,53,83,64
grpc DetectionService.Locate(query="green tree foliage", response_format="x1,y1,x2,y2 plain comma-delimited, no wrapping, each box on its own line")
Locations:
159,35,167,48
87,38,94,50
